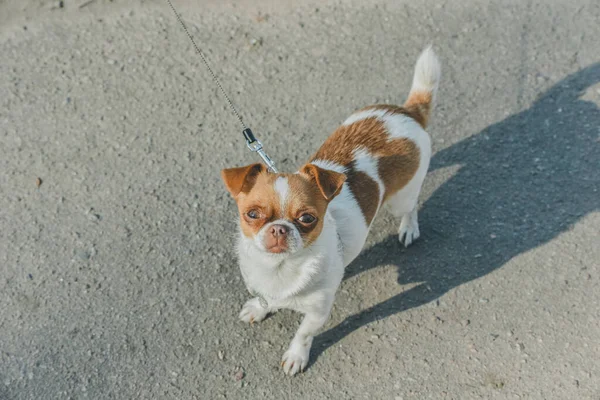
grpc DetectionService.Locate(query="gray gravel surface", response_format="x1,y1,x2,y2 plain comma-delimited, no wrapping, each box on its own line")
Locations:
1,0,599,399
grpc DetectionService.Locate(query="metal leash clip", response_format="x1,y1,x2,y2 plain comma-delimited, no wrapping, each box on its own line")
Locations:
243,128,278,173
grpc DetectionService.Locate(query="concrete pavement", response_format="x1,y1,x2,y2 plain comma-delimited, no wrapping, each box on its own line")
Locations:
1,0,599,398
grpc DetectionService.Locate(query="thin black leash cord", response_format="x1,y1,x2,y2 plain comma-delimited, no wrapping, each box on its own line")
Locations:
165,1,275,308
164,0,278,172
164,0,246,130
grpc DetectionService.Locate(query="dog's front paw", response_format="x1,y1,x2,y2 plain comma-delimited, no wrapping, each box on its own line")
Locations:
239,297,269,324
281,344,310,376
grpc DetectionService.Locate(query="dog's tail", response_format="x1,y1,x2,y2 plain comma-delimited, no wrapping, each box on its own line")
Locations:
404,45,441,128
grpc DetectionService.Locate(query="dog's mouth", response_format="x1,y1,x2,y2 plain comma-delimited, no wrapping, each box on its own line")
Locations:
264,240,289,254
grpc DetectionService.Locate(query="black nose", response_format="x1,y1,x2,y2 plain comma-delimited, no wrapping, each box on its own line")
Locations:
270,224,289,237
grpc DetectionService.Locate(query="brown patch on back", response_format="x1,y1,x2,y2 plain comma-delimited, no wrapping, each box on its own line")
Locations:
231,169,334,247
310,105,421,205
378,152,419,201
311,115,385,166
345,165,380,225
362,103,429,128
310,105,421,167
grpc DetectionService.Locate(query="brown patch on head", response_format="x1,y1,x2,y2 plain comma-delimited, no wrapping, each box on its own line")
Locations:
284,173,332,247
283,166,345,246
223,165,344,248
226,169,282,238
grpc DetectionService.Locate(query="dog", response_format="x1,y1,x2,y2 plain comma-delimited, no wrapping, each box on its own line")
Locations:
221,46,440,375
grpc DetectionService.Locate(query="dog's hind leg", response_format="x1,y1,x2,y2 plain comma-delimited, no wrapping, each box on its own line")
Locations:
386,45,439,246
387,176,424,247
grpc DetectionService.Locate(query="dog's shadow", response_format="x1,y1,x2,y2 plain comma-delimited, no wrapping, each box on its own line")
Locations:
311,63,600,363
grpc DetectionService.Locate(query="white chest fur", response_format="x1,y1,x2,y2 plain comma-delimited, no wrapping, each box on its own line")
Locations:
236,212,345,311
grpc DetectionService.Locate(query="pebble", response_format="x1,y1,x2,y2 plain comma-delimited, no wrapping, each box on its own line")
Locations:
218,350,224,360
234,369,245,381
249,38,263,47
76,249,91,260
86,208,101,221
49,1,64,9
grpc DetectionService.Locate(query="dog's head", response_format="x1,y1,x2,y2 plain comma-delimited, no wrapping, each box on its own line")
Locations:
221,163,346,256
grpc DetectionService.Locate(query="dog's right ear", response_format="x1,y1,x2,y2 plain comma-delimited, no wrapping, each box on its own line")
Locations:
221,163,265,197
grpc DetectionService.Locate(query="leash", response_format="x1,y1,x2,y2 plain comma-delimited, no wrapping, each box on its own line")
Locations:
164,0,278,173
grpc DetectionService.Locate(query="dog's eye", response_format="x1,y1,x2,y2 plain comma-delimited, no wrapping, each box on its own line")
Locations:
246,210,259,219
298,214,316,224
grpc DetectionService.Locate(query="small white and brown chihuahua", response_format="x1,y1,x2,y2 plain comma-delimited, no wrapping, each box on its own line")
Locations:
221,47,440,375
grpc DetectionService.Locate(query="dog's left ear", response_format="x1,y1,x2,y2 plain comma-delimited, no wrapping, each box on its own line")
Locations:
300,164,346,201
221,163,265,197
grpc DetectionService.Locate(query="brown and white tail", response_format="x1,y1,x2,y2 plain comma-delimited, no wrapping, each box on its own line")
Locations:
404,46,441,128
